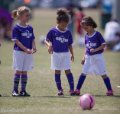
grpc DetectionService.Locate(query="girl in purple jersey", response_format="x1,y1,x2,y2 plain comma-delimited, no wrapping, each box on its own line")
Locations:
75,17,113,96
45,9,75,96
11,6,37,97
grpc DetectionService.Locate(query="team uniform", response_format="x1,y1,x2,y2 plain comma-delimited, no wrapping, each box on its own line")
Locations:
76,31,113,96
12,24,35,71
82,31,106,75
12,23,35,96
46,26,73,70
46,26,75,95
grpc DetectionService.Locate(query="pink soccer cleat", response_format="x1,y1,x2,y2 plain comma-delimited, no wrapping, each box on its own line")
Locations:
75,89,80,96
69,90,76,96
106,90,114,96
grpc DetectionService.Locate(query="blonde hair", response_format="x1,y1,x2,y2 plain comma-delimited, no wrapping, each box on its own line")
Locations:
12,6,31,19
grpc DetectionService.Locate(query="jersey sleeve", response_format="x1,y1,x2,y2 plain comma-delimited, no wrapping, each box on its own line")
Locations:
46,30,53,42
68,31,73,46
12,27,20,41
98,32,106,44
31,27,35,40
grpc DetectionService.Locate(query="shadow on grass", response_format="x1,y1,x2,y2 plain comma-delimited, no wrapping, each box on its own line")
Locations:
1,94,120,98
31,95,71,98
0,95,71,98
93,95,120,98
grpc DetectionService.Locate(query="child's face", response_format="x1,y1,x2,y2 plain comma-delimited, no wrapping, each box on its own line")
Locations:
58,21,68,30
81,24,93,33
19,12,30,23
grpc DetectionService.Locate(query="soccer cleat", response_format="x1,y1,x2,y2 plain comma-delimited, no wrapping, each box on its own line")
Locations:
12,91,19,97
69,90,76,96
58,90,64,96
19,91,30,97
0,94,1,97
106,90,114,96
75,89,80,96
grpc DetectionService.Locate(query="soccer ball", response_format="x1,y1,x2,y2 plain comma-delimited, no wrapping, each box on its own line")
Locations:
79,93,95,110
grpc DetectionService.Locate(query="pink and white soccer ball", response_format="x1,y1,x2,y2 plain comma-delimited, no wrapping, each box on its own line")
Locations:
79,93,95,110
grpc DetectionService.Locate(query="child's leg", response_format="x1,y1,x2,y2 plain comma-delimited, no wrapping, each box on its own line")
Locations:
21,71,28,92
76,73,86,90
55,70,62,91
101,74,113,91
65,69,74,91
20,71,30,96
13,70,21,92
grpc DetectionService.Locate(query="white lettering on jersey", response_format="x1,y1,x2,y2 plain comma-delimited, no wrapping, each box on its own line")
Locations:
56,36,68,43
21,30,32,38
86,41,97,48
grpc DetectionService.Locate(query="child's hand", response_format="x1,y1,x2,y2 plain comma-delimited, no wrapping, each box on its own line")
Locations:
32,48,37,53
48,44,53,54
71,55,74,62
25,49,33,54
81,59,85,65
90,48,96,53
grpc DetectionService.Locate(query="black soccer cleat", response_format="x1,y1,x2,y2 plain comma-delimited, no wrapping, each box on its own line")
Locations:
19,91,30,97
57,90,64,96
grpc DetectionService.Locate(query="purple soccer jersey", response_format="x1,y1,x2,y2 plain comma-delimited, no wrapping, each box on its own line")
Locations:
12,24,35,51
85,31,106,55
46,27,73,53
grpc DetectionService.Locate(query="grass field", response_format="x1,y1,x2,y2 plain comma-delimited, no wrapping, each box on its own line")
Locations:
0,9,120,114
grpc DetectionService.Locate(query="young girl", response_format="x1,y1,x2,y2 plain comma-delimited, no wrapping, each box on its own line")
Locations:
75,17,114,96
12,6,36,96
45,9,75,96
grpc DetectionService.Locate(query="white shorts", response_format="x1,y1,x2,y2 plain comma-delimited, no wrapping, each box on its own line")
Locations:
13,50,34,71
51,52,71,70
82,54,107,75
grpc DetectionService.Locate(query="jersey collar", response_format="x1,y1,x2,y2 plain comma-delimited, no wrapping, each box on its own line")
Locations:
17,23,28,28
86,31,97,38
56,26,67,33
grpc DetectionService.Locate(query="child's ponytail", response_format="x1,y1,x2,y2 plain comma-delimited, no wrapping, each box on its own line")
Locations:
12,10,18,19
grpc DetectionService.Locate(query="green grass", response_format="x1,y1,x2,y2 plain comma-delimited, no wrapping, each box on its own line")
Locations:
0,9,120,114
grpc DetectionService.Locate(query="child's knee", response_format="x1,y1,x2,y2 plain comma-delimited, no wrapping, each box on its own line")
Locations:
55,70,61,74
101,74,108,79
65,69,71,75
22,71,27,75
81,73,86,77
15,70,22,75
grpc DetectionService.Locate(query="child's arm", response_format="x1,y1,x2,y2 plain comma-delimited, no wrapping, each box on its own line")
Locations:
0,35,2,47
69,45,74,62
32,39,37,53
44,40,53,54
44,40,51,46
0,39,1,47
14,40,32,54
90,44,106,53
81,48,86,65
